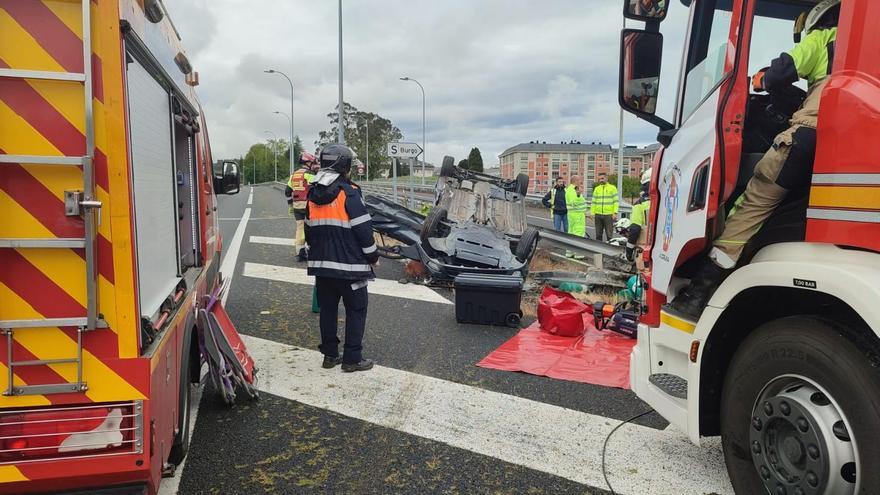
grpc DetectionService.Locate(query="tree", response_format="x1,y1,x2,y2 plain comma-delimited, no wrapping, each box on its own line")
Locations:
241,141,284,184
316,102,403,180
457,159,469,169
607,175,642,203
465,147,484,172
286,135,304,166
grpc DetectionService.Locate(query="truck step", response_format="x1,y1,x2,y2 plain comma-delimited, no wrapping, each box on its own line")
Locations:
649,373,688,399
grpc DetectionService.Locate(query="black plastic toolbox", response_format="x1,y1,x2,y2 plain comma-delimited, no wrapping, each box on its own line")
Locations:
453,273,524,327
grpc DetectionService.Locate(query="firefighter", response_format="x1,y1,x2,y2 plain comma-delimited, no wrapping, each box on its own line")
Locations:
305,144,379,372
625,168,652,262
542,176,569,232
286,152,319,261
669,0,840,318
591,172,619,242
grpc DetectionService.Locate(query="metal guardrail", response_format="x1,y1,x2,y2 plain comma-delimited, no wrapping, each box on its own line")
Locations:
362,180,633,216
275,180,625,258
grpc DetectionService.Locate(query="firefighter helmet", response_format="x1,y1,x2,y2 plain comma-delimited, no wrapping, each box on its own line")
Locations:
319,144,355,174
794,0,840,42
299,151,317,165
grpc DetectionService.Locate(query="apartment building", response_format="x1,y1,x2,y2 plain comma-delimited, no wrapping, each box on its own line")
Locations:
499,141,659,193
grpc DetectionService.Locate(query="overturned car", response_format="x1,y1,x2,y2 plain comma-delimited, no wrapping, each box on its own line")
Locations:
365,156,540,282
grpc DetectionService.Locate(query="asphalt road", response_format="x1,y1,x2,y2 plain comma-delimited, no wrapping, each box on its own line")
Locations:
159,184,732,495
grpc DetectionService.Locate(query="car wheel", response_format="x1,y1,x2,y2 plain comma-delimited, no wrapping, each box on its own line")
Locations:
720,317,880,495
421,207,448,245
515,173,529,196
515,227,540,262
440,156,456,178
505,312,522,328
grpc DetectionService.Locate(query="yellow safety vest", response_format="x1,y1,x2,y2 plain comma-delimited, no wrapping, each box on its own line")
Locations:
591,184,619,215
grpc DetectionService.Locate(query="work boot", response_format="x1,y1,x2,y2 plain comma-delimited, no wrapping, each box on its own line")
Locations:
341,359,374,373
322,356,342,369
665,260,729,320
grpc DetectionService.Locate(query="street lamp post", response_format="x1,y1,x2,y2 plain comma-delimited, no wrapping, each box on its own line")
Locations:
274,110,293,172
360,116,370,180
337,0,345,144
264,69,295,175
399,76,426,186
265,130,278,182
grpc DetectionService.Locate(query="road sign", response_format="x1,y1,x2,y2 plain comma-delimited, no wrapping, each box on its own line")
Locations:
387,142,423,159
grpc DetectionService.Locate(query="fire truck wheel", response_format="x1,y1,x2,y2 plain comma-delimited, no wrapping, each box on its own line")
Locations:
168,332,195,465
720,317,880,495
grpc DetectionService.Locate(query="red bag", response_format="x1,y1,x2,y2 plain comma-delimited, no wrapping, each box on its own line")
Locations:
537,286,589,337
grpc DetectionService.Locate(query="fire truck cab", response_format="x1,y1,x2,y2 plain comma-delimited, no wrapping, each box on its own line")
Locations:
619,0,880,493
0,0,244,493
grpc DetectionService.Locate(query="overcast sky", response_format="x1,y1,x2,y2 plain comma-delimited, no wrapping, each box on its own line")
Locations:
165,0,690,166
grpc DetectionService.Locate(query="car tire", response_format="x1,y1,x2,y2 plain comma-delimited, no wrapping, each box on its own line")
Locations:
505,312,522,328
515,173,529,196
440,156,456,178
720,316,880,495
421,207,448,245
515,227,540,262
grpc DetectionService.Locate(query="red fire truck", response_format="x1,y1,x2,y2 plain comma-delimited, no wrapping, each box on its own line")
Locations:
0,0,250,493
619,0,879,493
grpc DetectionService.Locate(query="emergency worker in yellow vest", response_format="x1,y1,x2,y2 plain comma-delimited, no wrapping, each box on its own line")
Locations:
591,172,619,242
286,152,319,261
625,169,652,262
566,176,588,258
670,0,840,318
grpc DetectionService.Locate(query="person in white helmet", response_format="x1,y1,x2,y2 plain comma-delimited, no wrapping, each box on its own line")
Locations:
625,168,652,262
669,0,840,318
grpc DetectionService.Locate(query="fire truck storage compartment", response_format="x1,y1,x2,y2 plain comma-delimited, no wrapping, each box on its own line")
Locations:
126,54,195,319
172,96,200,272
454,273,523,327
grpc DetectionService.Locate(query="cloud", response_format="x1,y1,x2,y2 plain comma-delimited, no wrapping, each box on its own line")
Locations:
164,0,691,165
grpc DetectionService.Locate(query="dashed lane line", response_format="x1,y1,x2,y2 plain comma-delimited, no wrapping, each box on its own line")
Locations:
242,262,452,306
244,335,733,495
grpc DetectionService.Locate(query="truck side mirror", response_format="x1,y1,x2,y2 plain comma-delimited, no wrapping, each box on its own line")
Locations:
623,0,668,22
213,161,241,195
619,29,673,131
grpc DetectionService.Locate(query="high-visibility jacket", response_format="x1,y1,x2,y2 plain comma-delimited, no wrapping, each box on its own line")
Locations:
542,186,568,214
566,186,587,237
305,175,379,280
287,167,315,202
591,183,619,215
631,199,651,228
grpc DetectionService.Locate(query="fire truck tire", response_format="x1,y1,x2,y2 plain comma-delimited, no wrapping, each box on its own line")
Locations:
169,329,196,465
720,317,880,495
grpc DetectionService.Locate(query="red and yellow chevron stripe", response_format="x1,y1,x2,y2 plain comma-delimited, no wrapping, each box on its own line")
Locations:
0,0,143,407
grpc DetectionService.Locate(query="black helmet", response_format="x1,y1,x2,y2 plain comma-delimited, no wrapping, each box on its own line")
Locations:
319,144,354,174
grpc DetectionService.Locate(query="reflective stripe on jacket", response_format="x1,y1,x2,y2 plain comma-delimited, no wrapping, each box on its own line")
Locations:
305,179,378,280
591,183,619,215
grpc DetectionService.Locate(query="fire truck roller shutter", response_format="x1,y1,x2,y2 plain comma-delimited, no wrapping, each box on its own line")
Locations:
127,55,182,318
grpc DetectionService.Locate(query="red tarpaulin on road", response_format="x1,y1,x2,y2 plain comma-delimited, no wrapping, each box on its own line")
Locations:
477,288,636,389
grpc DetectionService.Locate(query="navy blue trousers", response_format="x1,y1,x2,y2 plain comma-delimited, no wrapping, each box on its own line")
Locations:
315,276,368,364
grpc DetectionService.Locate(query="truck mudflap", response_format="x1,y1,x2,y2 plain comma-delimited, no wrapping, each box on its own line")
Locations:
196,285,259,404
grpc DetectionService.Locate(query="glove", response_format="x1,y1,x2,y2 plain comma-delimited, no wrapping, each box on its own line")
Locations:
752,69,767,93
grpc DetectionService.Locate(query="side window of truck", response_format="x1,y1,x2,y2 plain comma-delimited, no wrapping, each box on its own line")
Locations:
680,0,733,121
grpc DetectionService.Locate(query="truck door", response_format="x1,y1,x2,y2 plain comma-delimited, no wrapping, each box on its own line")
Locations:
652,0,736,293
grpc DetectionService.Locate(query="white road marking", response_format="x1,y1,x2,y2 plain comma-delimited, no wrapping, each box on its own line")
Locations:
220,208,251,306
249,235,293,246
242,262,452,305
246,186,254,205
244,335,733,495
